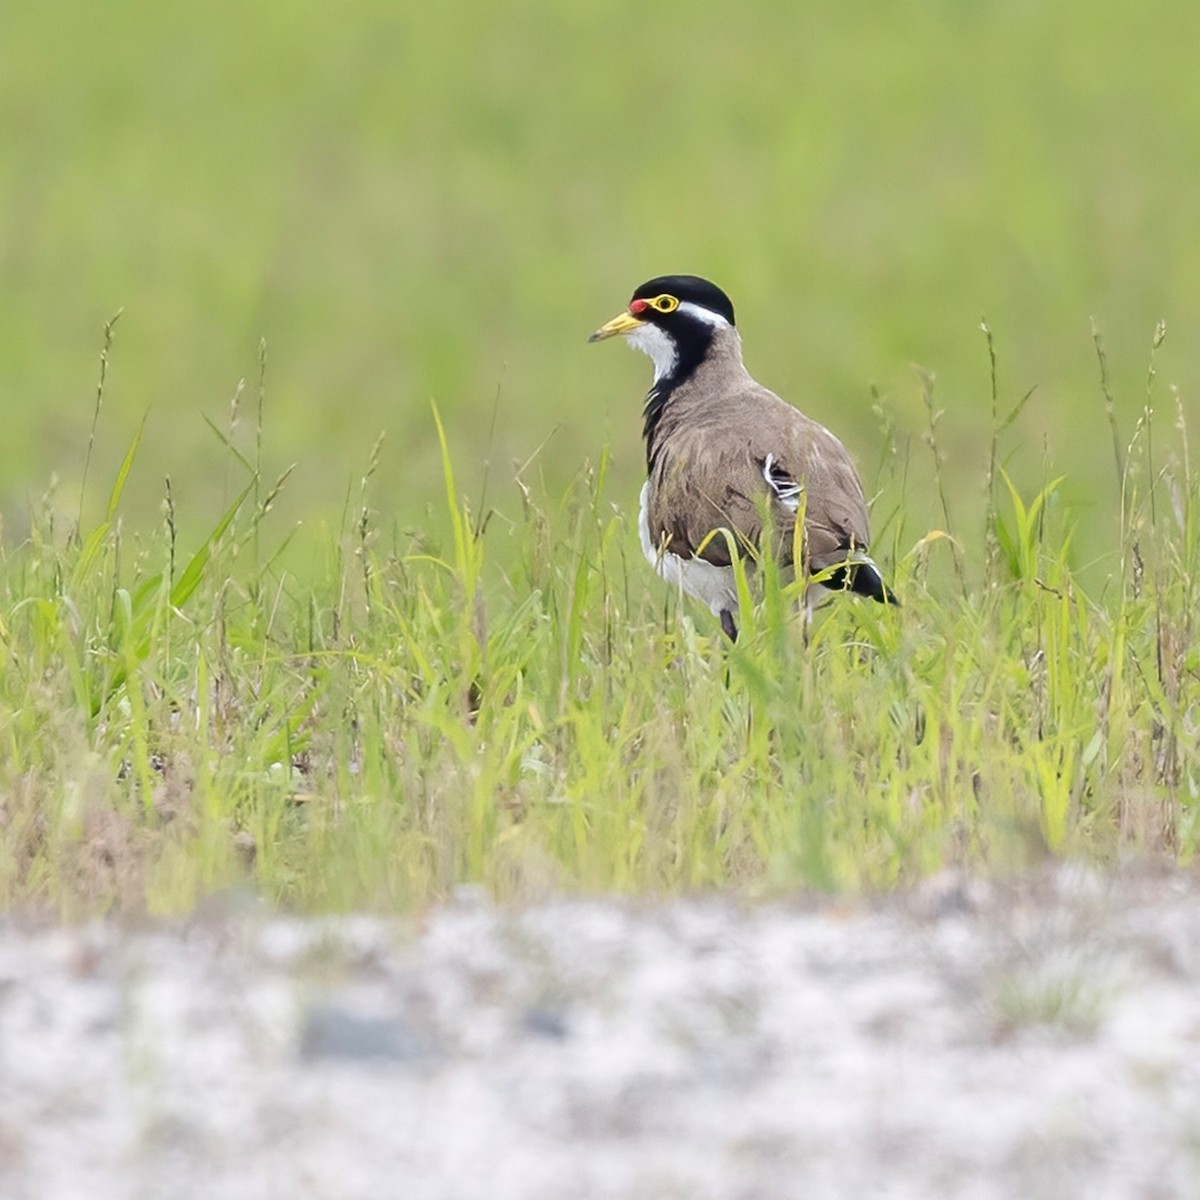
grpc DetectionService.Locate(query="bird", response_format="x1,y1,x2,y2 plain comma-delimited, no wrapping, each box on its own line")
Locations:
588,274,895,640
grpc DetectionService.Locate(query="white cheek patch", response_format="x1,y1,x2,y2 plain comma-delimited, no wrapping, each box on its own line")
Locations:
676,301,731,329
626,322,679,384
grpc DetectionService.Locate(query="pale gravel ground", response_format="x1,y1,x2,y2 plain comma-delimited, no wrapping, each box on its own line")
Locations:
3,867,1200,1199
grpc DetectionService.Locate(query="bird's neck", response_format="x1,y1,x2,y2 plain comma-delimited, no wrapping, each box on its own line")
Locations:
643,326,750,471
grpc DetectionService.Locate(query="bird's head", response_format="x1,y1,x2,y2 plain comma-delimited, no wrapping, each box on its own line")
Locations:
588,275,737,386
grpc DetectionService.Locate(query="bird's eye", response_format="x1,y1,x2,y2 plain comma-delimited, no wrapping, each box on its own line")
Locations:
650,295,679,314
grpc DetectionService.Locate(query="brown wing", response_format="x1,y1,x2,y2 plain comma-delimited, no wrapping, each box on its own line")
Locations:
645,384,871,571
756,415,872,570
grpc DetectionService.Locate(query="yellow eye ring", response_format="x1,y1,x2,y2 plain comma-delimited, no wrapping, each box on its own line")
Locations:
649,294,679,314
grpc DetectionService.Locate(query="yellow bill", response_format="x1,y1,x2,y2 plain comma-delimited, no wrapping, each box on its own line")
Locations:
587,310,646,343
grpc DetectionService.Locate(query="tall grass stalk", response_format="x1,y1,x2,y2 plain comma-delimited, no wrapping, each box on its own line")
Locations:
1,328,1198,915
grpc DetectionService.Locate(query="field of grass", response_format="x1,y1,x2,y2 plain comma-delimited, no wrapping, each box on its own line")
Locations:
2,347,1196,914
3,1,1200,913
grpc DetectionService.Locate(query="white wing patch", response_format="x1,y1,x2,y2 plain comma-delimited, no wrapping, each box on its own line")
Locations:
762,453,803,513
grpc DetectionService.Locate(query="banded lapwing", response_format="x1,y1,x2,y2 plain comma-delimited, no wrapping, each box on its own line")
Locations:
589,274,895,639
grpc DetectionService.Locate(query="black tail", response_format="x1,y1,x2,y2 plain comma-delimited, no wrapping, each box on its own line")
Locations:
823,560,899,606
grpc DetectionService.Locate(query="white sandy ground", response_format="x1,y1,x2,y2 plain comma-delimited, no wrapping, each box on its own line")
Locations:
2,867,1200,1199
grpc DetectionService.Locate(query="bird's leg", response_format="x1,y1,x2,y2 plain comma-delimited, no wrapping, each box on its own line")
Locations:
720,609,739,641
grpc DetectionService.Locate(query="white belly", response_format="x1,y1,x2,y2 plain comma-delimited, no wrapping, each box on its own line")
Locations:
638,482,738,616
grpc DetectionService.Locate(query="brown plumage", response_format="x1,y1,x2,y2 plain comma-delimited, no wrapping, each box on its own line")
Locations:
643,330,871,576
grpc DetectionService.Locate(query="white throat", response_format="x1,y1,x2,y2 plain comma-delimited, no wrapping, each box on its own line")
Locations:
625,322,678,384
623,303,732,385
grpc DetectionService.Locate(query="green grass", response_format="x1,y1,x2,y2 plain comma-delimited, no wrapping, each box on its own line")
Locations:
1,320,1197,916
4,2,1200,913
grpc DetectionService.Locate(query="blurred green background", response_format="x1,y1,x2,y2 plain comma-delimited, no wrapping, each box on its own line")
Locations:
3,0,1199,573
